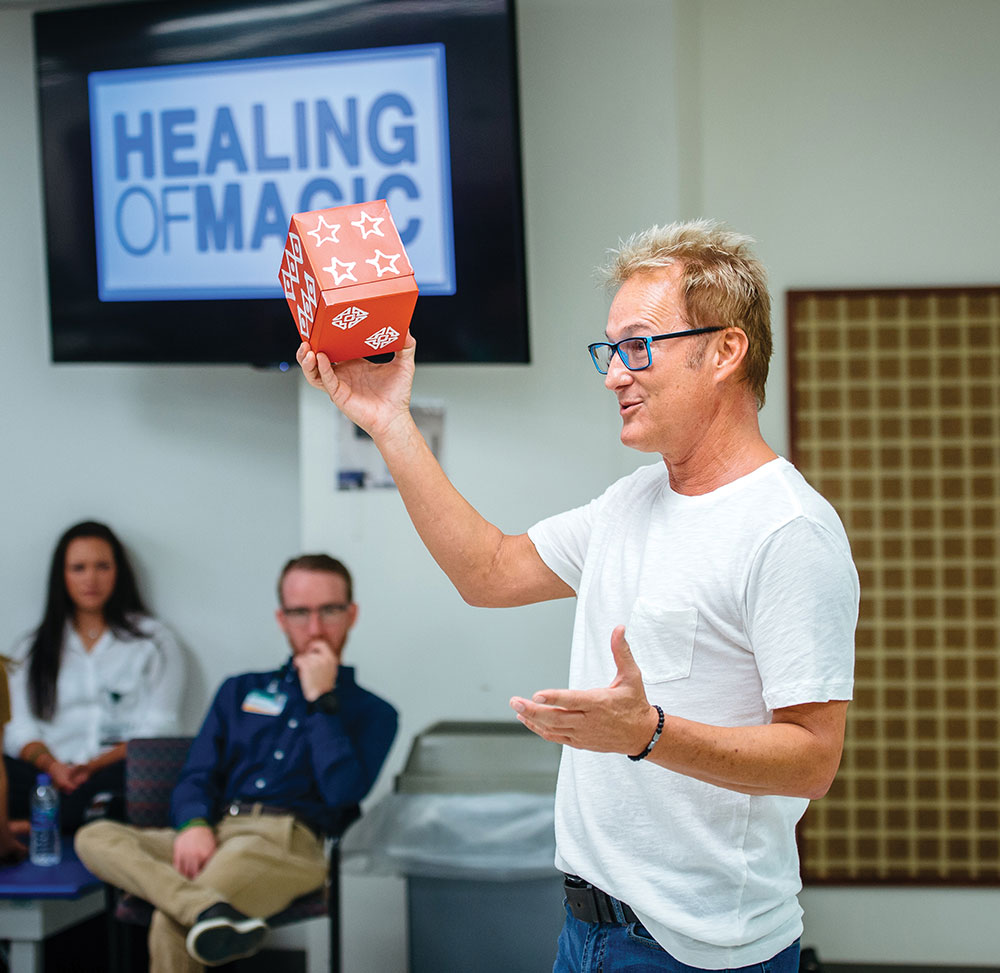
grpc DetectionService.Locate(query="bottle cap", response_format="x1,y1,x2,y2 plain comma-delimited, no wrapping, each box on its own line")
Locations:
36,773,52,785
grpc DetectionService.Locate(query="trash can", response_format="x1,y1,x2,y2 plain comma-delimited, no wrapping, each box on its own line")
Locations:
342,720,565,973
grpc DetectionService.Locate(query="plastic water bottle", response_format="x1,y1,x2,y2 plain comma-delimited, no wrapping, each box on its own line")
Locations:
30,773,61,865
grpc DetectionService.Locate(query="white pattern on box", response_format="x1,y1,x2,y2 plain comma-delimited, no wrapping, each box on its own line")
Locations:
280,233,303,300
303,272,317,309
331,306,369,331
365,326,400,351
296,272,318,337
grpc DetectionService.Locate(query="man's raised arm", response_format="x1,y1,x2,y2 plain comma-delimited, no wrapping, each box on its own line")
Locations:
297,337,572,608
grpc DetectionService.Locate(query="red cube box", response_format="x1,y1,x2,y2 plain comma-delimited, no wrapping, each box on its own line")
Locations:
278,200,418,362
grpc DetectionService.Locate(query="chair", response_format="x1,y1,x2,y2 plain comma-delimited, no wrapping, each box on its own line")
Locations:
109,736,354,973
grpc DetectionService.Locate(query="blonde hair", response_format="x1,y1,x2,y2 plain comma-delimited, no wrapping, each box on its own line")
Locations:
600,219,772,408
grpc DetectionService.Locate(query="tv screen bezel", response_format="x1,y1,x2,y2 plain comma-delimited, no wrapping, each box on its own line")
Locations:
34,0,529,367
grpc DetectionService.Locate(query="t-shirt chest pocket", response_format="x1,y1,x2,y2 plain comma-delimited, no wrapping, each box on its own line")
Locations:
625,599,698,684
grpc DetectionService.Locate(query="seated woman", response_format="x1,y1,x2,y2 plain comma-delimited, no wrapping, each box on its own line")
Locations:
4,521,185,832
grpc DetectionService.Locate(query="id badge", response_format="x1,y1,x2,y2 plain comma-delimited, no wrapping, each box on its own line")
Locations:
241,688,288,716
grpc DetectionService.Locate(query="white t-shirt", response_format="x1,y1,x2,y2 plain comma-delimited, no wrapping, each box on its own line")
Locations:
528,457,858,969
5,616,185,764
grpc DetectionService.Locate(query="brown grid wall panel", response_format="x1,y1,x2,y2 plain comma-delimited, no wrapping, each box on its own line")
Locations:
788,288,1000,884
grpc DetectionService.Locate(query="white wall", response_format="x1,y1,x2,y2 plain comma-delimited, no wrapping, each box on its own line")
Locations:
0,8,302,729
691,0,1000,965
695,0,1000,454
303,1,1000,969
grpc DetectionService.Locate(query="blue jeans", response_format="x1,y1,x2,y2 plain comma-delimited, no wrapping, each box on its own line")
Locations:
552,902,801,973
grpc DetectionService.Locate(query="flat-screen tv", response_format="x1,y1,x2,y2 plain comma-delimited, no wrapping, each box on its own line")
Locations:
34,0,528,366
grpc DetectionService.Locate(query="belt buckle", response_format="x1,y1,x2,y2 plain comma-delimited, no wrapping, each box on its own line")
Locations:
565,886,602,923
563,875,636,925
564,877,612,924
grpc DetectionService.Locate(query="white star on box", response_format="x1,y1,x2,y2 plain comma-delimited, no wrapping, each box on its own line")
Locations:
351,210,385,239
322,257,357,286
308,215,341,247
365,250,402,278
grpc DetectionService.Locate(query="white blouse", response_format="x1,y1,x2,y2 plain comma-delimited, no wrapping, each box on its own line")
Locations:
4,616,185,765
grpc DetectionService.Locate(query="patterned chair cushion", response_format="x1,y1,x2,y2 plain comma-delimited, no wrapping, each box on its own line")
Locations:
124,736,193,827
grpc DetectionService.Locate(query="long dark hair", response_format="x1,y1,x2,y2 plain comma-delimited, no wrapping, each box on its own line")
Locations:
27,521,149,721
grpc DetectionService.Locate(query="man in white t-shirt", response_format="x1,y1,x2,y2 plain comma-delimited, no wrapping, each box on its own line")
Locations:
297,220,858,972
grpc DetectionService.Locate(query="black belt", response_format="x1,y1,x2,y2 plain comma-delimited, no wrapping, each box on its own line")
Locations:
225,802,319,840
563,874,639,925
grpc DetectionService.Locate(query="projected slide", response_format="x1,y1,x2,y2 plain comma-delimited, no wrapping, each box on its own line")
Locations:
88,44,454,302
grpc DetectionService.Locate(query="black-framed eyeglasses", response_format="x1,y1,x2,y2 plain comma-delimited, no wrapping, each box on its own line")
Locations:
588,327,725,374
281,603,350,625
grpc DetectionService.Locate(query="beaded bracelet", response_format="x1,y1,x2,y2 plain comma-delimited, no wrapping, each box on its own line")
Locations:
627,704,665,762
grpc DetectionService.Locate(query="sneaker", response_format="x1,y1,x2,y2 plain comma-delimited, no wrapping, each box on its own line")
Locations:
185,902,268,965
84,791,115,823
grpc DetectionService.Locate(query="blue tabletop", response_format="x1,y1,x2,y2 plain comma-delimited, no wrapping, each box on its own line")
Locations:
0,844,102,899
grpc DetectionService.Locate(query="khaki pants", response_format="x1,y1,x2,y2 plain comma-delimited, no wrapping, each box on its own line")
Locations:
75,807,328,972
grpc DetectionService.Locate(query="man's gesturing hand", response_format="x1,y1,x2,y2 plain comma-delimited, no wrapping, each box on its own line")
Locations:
509,625,660,757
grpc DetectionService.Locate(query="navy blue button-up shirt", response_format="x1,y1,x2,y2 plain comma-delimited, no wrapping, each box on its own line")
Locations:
171,660,397,836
